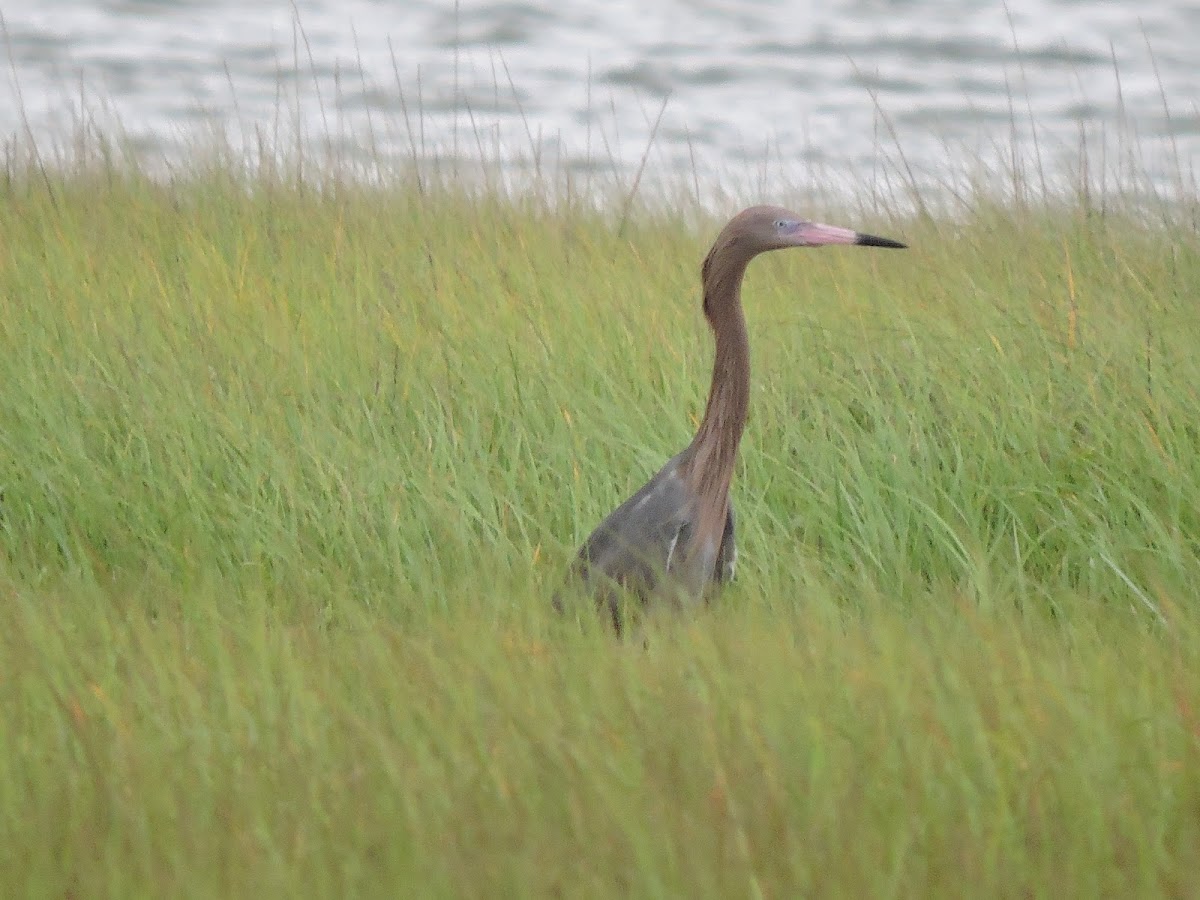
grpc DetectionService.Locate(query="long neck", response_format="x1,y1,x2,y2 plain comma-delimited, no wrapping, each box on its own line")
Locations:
683,248,751,501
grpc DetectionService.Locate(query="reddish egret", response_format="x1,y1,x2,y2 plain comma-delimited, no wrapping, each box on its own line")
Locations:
556,205,906,630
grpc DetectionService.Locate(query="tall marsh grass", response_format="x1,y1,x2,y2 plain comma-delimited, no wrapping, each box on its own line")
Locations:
1,100,1199,895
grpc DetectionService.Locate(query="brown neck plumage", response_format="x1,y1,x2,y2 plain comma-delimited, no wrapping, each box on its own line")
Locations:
682,240,751,505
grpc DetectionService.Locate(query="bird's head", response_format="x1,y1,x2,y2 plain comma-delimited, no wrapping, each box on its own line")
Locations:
725,204,907,255
700,205,907,315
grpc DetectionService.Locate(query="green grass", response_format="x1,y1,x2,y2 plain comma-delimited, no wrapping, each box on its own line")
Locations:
2,142,1200,897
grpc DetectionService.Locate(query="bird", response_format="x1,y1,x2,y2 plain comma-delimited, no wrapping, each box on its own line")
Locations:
556,205,906,630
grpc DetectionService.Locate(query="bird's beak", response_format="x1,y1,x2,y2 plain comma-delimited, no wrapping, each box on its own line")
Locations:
797,221,907,249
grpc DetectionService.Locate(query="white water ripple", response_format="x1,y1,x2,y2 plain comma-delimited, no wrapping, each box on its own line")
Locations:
3,0,1198,199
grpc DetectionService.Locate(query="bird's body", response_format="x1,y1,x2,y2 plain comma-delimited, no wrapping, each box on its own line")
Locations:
564,451,737,607
558,205,905,629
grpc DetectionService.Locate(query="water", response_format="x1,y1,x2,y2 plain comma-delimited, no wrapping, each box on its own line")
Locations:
4,0,1198,200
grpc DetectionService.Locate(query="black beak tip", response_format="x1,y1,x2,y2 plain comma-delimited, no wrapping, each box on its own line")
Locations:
855,232,907,249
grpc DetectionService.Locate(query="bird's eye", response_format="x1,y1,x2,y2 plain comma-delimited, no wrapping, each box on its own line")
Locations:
774,219,787,229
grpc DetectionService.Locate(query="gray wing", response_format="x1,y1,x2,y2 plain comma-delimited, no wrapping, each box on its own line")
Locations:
569,452,697,595
714,504,736,583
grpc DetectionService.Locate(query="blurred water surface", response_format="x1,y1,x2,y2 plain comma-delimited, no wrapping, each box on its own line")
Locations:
3,0,1198,198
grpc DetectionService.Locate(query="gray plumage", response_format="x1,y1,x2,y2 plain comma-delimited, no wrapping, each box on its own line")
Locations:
557,205,906,630
556,453,737,627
